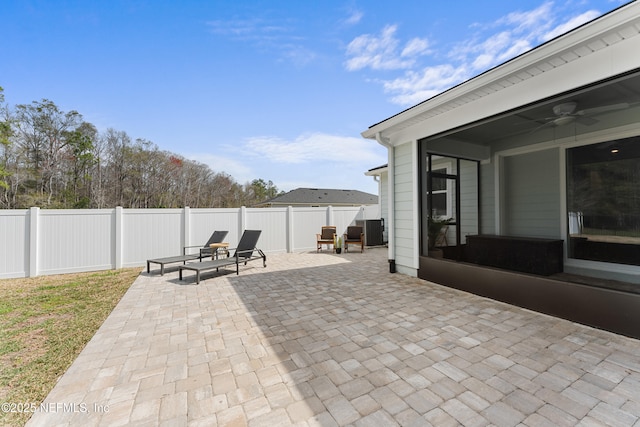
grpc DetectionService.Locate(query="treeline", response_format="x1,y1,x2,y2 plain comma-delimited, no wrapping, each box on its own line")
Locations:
0,88,282,209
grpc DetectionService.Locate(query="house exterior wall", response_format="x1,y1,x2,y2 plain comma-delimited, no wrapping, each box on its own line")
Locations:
393,142,419,276
502,148,561,238
364,3,640,335
379,172,389,243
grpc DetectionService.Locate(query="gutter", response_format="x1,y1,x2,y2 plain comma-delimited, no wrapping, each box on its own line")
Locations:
375,132,395,271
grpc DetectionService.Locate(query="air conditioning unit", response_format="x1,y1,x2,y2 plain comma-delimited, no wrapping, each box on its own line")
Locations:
355,219,385,246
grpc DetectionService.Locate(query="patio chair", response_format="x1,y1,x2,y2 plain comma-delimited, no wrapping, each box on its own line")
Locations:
179,230,266,284
344,226,364,253
146,230,228,275
316,226,337,252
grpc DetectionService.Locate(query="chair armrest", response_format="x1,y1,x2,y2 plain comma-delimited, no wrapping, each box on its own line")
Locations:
199,247,213,257
183,245,203,255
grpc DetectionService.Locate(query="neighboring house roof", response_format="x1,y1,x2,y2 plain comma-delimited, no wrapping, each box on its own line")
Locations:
257,188,378,207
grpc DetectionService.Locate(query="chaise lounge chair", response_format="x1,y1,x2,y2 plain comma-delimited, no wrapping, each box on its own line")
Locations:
146,230,228,275
179,229,266,284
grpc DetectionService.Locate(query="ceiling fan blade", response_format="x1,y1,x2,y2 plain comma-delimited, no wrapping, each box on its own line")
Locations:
575,116,598,126
576,102,629,116
529,120,556,133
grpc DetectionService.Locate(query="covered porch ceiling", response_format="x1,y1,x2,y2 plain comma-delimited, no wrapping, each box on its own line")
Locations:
425,68,640,146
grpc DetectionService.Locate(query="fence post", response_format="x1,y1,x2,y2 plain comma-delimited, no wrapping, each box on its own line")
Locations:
28,207,39,277
183,206,190,248
239,206,247,235
287,206,294,253
327,205,334,226
115,206,123,269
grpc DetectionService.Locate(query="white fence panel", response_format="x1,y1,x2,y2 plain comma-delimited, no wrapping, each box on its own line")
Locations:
38,209,115,275
0,210,28,278
361,204,381,220
0,204,380,278
246,208,288,253
293,208,329,251
333,207,365,236
189,208,241,247
122,209,183,267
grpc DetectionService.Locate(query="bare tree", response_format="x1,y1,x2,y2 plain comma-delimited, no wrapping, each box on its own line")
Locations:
13,99,83,205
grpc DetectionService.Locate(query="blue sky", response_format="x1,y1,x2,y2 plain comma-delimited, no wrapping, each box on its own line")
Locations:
1,0,630,195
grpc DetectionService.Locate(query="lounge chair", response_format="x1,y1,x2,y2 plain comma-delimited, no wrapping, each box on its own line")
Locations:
179,230,266,284
344,226,364,253
316,226,337,252
146,230,228,275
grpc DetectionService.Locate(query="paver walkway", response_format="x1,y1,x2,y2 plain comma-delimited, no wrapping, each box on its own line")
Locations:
27,248,640,426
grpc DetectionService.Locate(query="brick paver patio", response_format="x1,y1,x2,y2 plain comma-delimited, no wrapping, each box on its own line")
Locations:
27,248,640,426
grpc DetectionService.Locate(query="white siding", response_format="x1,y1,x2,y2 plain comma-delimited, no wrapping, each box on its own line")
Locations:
393,142,417,274
380,172,389,242
503,148,561,238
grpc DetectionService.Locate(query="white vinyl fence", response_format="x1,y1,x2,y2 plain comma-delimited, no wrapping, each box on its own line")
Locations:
0,205,380,279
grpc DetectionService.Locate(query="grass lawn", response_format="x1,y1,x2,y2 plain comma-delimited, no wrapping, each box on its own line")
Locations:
0,268,141,427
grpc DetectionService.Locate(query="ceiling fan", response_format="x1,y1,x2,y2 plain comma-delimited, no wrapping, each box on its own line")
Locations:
532,101,630,131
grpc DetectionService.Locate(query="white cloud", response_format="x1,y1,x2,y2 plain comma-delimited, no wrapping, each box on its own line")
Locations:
207,18,289,39
542,10,601,41
383,64,470,105
191,133,386,193
244,132,385,165
401,37,431,58
186,153,254,184
344,9,364,26
207,17,317,67
499,2,555,35
359,2,607,107
345,25,429,71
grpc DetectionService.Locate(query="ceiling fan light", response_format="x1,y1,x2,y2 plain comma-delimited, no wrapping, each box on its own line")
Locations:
554,116,576,126
553,101,577,116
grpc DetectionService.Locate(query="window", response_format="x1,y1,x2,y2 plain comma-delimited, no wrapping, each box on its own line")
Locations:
430,168,448,217
567,136,640,266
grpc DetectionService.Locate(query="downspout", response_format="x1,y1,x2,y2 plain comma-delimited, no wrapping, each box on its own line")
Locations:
376,132,395,272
